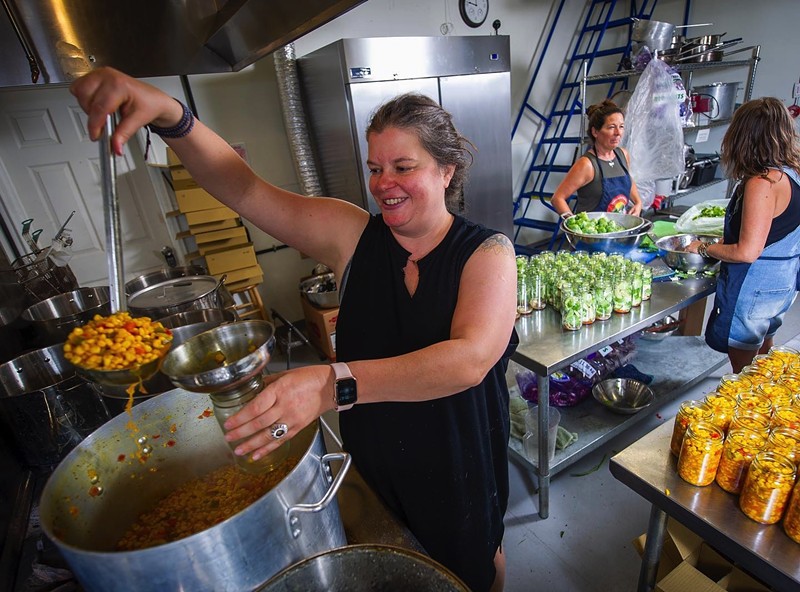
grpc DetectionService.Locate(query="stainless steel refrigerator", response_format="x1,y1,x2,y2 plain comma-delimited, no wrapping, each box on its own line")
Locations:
297,35,513,237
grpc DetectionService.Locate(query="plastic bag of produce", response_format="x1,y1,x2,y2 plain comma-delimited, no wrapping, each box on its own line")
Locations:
674,198,729,236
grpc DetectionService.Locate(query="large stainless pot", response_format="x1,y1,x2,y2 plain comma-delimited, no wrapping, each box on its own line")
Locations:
124,265,208,296
0,344,110,467
39,388,350,592
21,286,110,346
258,545,470,592
127,274,231,319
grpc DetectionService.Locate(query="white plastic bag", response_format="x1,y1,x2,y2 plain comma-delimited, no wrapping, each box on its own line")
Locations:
675,198,729,236
622,59,685,184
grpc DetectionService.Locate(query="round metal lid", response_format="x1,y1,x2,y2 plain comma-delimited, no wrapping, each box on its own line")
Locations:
128,276,218,309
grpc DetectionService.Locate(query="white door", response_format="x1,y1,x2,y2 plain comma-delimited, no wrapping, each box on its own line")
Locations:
0,84,174,287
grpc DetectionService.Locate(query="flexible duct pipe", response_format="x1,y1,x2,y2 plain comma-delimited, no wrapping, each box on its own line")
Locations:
273,43,323,198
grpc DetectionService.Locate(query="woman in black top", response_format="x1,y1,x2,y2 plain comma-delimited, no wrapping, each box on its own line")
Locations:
71,68,518,591
551,99,643,217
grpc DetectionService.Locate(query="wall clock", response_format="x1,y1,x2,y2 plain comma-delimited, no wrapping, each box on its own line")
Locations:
459,0,489,28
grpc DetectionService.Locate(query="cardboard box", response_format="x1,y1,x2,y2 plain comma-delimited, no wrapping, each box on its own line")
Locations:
183,206,239,226
220,264,263,285
204,244,257,275
175,188,224,213
166,146,181,167
187,218,240,234
655,543,731,592
300,294,337,360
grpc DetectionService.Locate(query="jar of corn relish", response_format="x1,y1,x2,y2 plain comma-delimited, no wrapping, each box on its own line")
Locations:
765,425,800,466
716,374,753,399
735,391,773,417
703,391,736,432
772,405,800,432
783,479,800,544
739,451,796,524
715,428,767,494
729,408,771,435
678,421,724,486
755,382,793,409
670,401,714,457
739,366,774,386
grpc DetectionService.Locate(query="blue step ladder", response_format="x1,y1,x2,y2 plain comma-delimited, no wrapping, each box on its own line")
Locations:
512,0,660,253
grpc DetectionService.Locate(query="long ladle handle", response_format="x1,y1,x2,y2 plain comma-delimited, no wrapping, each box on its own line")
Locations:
99,114,126,313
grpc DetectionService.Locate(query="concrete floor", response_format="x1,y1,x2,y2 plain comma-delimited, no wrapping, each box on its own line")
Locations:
267,299,800,591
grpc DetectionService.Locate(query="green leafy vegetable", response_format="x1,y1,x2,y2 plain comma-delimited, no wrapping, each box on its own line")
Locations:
692,205,726,220
564,212,625,235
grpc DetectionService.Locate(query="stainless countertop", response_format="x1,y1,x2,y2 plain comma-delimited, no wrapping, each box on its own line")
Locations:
610,422,800,591
513,277,717,376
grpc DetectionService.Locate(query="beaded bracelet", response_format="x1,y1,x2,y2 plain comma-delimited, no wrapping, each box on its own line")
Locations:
147,99,195,139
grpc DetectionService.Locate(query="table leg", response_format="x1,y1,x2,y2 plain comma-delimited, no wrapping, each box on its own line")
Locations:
637,504,668,592
537,372,550,519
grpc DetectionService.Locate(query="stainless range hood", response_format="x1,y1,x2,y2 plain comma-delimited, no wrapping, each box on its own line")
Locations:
0,0,366,87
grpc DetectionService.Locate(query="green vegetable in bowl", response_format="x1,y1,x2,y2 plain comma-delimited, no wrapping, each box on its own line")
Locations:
564,211,625,235
692,205,726,220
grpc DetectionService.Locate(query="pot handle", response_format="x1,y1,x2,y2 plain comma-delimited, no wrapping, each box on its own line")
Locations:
286,451,352,538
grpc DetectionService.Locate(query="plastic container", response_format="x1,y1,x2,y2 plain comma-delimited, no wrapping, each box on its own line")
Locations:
677,421,724,486
739,451,797,524
523,405,561,465
715,428,767,494
669,400,714,457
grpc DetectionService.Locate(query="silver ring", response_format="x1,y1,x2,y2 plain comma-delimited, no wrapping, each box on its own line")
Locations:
270,423,289,440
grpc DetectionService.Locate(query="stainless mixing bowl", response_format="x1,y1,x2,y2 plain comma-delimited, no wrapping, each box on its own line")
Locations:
655,234,720,273
592,378,655,415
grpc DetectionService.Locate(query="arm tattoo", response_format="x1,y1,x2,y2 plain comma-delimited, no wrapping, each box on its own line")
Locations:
478,233,514,256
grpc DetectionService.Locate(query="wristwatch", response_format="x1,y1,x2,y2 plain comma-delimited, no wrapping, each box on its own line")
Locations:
698,242,710,258
331,362,357,411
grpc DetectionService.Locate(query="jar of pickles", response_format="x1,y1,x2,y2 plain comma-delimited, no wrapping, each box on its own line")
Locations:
739,451,797,524
729,408,771,435
560,284,583,331
516,256,533,316
670,400,715,457
715,428,767,494
735,391,773,417
528,265,546,310
765,426,800,465
594,276,613,321
772,406,800,431
629,264,643,308
716,373,753,399
612,271,633,314
640,266,653,301
783,479,800,544
703,391,736,432
677,421,724,486
755,382,793,408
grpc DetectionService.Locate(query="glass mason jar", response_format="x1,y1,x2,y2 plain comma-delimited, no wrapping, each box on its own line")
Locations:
730,408,771,435
516,256,533,316
703,391,737,432
739,451,797,524
755,382,793,409
750,353,787,377
768,345,800,367
640,266,653,301
772,405,800,431
788,359,800,379
670,400,715,457
777,374,800,397
209,376,291,474
735,391,774,417
528,263,546,311
579,284,596,325
783,479,800,544
715,427,768,494
594,275,614,321
612,269,633,314
677,421,724,486
740,365,774,386
716,373,753,399
765,425,800,466
560,284,583,331
628,263,643,308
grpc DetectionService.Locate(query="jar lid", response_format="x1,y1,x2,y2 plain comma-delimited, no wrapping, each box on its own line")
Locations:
128,276,218,309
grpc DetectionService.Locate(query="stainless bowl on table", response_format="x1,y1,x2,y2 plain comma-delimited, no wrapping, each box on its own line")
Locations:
655,233,720,273
592,378,655,415
561,214,653,255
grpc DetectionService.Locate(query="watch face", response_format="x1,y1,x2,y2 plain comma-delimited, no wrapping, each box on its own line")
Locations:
460,0,489,28
336,377,358,406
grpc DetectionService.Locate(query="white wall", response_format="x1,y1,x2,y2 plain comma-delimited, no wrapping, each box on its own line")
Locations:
24,0,797,323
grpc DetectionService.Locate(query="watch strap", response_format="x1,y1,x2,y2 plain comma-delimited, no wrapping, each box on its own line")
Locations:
331,362,356,411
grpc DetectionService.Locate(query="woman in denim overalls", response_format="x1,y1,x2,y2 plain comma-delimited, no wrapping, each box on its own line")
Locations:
551,99,644,218
688,97,800,372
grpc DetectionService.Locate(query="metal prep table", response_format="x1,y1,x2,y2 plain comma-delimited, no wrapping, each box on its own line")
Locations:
610,421,800,592
512,276,724,519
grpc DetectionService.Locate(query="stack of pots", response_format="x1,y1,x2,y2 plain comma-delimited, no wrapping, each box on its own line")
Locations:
39,388,351,592
21,286,111,347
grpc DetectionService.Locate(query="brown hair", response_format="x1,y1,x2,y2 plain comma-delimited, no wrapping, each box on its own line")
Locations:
721,97,800,182
367,93,474,213
586,99,623,145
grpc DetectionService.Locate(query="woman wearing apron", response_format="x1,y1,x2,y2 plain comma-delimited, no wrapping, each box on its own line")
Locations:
687,97,800,372
551,99,643,218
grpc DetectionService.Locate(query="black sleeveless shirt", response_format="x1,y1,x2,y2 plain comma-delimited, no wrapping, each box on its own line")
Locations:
336,214,517,592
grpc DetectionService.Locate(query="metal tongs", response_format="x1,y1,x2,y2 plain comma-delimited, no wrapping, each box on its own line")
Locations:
99,115,126,313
